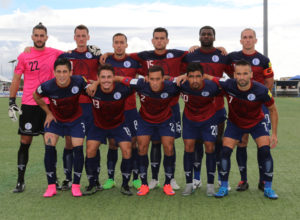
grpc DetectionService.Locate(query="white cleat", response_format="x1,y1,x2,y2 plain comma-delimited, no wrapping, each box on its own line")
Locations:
218,180,231,191
170,178,180,190
206,184,215,197
148,179,160,190
193,179,202,190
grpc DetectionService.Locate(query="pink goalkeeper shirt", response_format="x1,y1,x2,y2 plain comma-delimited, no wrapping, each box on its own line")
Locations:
15,47,63,105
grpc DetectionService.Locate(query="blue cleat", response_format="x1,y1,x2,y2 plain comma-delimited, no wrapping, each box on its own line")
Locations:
264,188,278,200
214,186,228,198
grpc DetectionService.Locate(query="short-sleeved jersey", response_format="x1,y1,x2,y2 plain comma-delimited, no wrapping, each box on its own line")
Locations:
105,55,142,110
213,77,274,129
228,50,274,85
59,49,100,103
180,79,220,122
15,47,63,105
36,75,87,123
130,49,188,107
123,78,179,124
91,83,133,129
182,48,232,111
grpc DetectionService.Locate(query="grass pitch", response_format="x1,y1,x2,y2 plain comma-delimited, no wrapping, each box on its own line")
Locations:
0,97,299,220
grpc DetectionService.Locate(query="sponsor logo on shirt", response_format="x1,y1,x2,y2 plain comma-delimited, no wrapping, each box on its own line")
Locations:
252,58,260,65
85,52,92,59
124,61,131,68
212,55,219,62
130,79,138,85
71,86,79,94
37,86,42,94
161,92,169,98
166,53,174,58
114,92,121,100
201,91,210,97
247,93,256,101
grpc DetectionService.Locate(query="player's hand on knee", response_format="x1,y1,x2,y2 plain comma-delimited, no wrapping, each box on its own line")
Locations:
8,98,22,122
270,134,278,149
44,112,57,128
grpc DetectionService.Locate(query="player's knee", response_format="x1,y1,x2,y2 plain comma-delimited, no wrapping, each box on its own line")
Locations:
184,144,194,153
20,135,32,145
205,144,215,154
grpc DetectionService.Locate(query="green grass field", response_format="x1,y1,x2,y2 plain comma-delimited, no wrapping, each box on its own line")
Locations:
0,97,300,220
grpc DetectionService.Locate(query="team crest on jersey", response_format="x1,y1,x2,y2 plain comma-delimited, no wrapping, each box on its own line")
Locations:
25,123,32,130
247,93,256,101
252,58,260,65
166,53,174,59
161,92,169,99
37,86,42,94
114,92,122,100
130,78,138,85
123,61,131,68
71,86,79,94
201,91,210,97
212,55,219,62
85,52,92,59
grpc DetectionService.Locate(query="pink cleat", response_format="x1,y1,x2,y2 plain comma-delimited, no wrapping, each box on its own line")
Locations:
43,184,57,198
71,184,82,197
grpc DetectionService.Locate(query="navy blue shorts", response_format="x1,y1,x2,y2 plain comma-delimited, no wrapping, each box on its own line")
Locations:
137,114,175,138
124,108,138,137
80,103,94,136
44,117,85,138
262,104,271,130
87,122,132,144
214,107,227,125
224,118,270,142
182,114,218,142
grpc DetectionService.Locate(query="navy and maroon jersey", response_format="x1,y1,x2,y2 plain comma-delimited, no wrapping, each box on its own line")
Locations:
213,77,274,129
91,83,133,129
180,79,220,122
228,50,274,85
105,55,142,111
130,49,188,107
122,78,179,124
36,75,88,123
59,49,100,103
182,48,232,111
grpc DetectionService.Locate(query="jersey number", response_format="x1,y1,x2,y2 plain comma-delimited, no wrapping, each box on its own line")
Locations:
29,61,40,71
92,99,100,109
211,125,218,136
228,95,234,103
181,94,189,102
140,95,146,102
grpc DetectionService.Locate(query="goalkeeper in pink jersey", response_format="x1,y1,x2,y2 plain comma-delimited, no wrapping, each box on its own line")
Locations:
9,23,63,193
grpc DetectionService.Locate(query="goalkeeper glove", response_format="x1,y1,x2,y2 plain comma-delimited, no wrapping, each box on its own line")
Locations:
8,97,22,121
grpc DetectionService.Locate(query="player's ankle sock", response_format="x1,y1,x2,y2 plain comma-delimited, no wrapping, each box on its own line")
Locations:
258,145,273,182
257,149,264,183
171,145,176,178
44,145,56,184
107,149,118,180
63,148,73,181
193,141,203,180
17,143,30,183
236,147,247,181
138,154,149,185
94,149,100,182
183,151,194,184
163,154,173,185
121,157,132,187
206,152,216,184
215,140,222,179
132,148,139,180
85,157,97,186
150,143,161,180
73,146,84,184
220,146,232,182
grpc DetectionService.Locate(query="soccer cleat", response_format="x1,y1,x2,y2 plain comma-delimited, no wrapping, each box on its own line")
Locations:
83,184,97,196
236,181,249,191
121,185,133,196
13,182,25,193
71,184,82,197
56,180,62,190
214,186,228,198
137,184,149,196
61,179,72,191
43,184,57,198
218,180,231,191
170,178,180,190
148,179,160,190
206,184,215,197
182,183,194,196
193,179,202,190
258,181,265,192
264,188,278,200
95,181,103,191
163,184,175,196
103,179,116,190
132,179,142,190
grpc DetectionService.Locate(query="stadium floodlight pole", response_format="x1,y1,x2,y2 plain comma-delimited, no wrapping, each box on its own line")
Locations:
8,59,17,76
263,0,268,57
